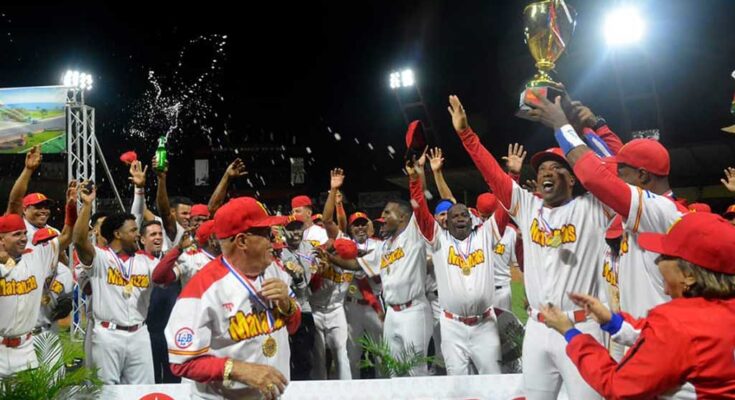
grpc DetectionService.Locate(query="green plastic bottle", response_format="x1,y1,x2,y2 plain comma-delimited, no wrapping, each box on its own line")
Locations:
155,136,168,172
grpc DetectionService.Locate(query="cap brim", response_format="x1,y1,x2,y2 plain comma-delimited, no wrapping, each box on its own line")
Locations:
250,215,290,228
349,217,369,225
530,152,570,172
637,232,669,255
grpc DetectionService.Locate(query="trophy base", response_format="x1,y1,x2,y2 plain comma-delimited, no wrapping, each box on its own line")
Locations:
515,85,565,120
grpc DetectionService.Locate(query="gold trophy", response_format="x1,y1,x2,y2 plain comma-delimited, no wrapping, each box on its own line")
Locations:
517,0,576,119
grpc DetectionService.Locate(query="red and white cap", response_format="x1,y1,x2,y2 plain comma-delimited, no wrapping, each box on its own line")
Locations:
638,212,735,274
214,197,288,239
23,193,52,208
348,212,370,225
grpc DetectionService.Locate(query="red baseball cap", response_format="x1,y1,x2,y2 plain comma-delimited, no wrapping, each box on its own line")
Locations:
638,212,735,274
688,203,711,213
285,214,306,227
610,139,670,176
32,227,58,245
723,204,735,219
0,214,26,233
348,212,370,225
311,213,323,222
119,151,138,165
334,238,358,260
195,220,216,246
214,197,288,239
291,195,312,209
476,193,498,216
23,193,52,208
190,204,211,218
405,120,426,153
530,147,570,172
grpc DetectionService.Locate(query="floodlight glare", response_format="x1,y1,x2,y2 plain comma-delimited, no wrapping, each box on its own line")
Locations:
400,69,415,87
62,70,94,91
389,72,401,89
604,7,645,46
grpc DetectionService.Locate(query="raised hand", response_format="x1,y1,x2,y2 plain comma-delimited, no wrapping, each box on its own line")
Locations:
79,181,96,205
404,158,419,180
226,158,247,179
721,167,735,193
330,168,345,190
502,143,527,175
25,145,42,171
526,92,570,129
523,179,538,193
66,180,79,205
128,160,148,187
428,147,445,172
447,95,469,133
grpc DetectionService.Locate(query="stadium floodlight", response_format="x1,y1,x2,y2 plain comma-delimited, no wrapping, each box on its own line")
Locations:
604,6,645,46
62,70,94,91
389,68,416,90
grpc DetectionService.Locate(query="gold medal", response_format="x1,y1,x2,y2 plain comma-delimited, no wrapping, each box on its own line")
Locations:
548,234,562,248
123,282,134,297
348,285,358,295
262,335,277,358
41,294,51,305
462,266,472,276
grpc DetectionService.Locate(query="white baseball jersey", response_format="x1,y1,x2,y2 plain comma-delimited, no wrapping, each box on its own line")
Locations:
36,263,73,329
24,218,59,249
0,239,60,337
348,238,382,301
508,181,614,311
174,248,216,288
357,214,427,306
82,247,160,326
303,224,328,247
491,226,517,288
165,258,296,400
618,188,682,318
424,218,500,316
279,241,316,313
309,263,354,310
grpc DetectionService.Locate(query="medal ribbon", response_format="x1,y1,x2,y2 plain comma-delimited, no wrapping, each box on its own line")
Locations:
201,249,215,261
108,249,133,281
221,256,274,332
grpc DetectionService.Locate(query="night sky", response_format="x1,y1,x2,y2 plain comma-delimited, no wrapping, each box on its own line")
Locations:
1,1,735,219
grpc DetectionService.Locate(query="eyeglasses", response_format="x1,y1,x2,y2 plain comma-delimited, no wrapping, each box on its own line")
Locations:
245,227,274,241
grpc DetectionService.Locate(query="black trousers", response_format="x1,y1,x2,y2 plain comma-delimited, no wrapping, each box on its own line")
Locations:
289,312,315,380
150,330,181,384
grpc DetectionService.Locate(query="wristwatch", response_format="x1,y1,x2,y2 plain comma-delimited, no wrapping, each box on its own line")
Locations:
592,116,607,130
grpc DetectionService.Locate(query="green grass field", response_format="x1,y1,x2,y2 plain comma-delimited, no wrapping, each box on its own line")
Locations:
0,130,66,154
511,280,528,324
22,109,65,120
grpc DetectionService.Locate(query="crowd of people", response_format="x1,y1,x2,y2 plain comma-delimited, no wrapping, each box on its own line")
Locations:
1,88,735,400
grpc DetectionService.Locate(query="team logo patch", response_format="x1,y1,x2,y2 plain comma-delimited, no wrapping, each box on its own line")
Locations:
175,327,194,349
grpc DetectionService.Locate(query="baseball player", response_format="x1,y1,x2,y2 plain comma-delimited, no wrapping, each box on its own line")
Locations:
278,215,319,380
291,195,329,246
72,185,162,384
4,146,58,244
165,197,300,400
189,204,211,231
529,94,687,319
153,220,219,288
0,214,63,378
328,197,432,377
408,158,509,375
450,95,613,399
154,157,192,250
343,212,385,378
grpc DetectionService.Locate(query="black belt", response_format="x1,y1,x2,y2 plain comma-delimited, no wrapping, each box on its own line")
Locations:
495,285,503,290
32,324,51,335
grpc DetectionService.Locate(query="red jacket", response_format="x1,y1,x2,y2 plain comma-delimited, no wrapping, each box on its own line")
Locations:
567,297,735,399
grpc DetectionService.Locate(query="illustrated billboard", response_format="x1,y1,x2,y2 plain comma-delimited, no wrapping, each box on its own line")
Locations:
0,86,67,154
